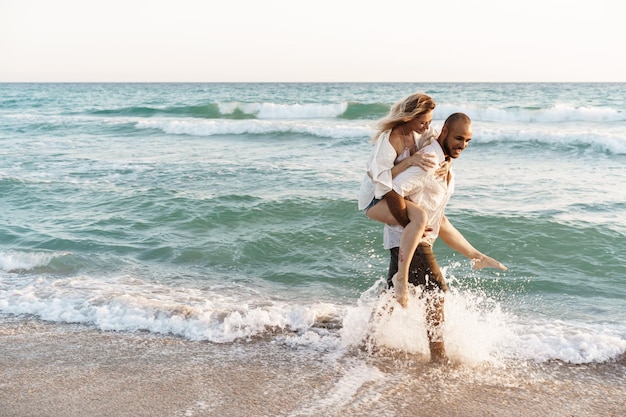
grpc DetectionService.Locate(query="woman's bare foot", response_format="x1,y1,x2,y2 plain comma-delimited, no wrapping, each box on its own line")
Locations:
391,273,408,308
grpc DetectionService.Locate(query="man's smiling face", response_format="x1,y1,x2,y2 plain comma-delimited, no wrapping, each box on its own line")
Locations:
441,119,472,159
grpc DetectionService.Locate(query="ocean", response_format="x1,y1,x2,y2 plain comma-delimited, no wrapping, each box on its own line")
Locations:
1,82,625,416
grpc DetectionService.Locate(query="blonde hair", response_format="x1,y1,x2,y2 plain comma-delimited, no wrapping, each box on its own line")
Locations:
371,93,436,143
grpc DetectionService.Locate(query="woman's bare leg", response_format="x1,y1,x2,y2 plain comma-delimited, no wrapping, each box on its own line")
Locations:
382,191,409,227
366,198,400,225
393,202,427,306
367,198,427,307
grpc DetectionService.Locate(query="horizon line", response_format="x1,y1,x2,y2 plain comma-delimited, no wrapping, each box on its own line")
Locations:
1,80,625,84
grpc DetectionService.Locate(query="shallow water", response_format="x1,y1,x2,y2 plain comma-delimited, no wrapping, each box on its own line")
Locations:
1,83,625,385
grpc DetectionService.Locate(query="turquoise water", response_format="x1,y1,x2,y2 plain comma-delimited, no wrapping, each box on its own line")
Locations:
1,82,625,365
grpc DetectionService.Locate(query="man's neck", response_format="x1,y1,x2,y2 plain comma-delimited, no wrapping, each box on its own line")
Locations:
436,137,450,158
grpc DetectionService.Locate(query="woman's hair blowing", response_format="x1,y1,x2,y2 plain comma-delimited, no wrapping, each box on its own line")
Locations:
372,93,435,142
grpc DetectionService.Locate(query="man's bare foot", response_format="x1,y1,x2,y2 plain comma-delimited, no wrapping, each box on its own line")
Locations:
391,273,408,308
429,341,448,364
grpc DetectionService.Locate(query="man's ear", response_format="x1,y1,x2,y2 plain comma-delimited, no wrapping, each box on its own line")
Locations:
439,125,448,139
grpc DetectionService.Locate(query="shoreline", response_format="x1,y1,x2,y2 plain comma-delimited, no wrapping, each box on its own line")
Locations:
1,317,624,417
0,317,342,417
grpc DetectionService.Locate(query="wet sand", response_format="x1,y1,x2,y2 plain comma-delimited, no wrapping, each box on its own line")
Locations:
0,318,341,417
1,318,624,417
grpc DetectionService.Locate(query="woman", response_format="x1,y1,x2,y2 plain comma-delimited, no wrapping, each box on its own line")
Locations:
358,92,445,307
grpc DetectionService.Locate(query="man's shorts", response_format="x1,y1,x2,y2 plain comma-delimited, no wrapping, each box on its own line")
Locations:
387,243,448,293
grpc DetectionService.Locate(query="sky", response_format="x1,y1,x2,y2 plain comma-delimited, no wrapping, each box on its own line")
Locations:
1,0,624,82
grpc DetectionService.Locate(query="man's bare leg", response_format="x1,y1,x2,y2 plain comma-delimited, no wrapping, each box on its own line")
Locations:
426,294,447,363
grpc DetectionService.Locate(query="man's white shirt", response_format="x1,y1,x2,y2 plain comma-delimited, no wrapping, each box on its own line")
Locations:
383,140,455,249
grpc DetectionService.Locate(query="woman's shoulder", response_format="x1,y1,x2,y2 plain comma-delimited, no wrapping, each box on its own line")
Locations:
387,127,403,149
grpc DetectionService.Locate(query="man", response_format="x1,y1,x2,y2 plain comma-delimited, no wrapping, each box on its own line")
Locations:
384,112,507,362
